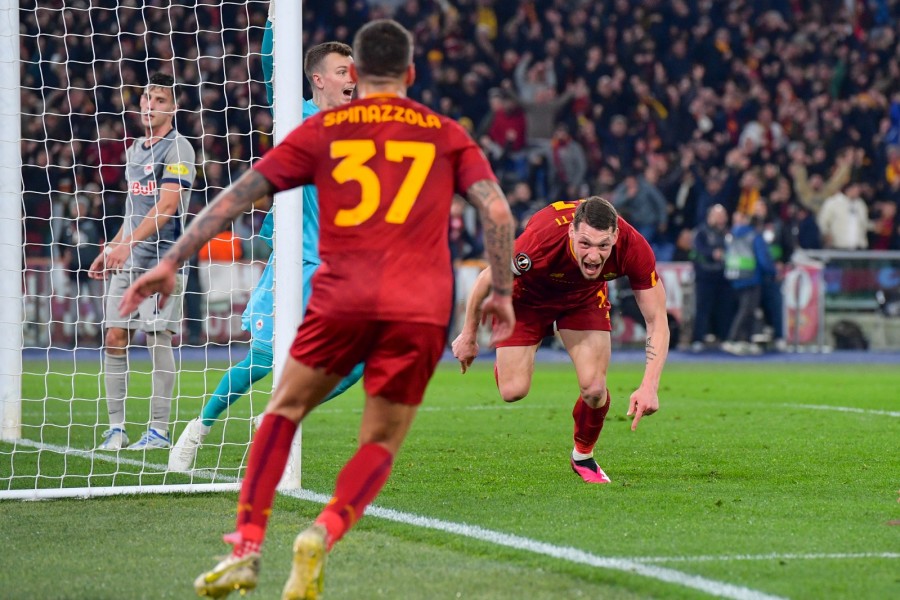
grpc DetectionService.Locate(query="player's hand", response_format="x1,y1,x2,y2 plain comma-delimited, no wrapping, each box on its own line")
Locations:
89,244,129,280
481,292,515,346
626,387,659,431
451,330,479,374
87,252,106,280
105,244,130,275
118,262,177,316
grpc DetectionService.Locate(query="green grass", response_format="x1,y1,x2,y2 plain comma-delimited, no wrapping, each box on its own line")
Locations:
2,360,899,599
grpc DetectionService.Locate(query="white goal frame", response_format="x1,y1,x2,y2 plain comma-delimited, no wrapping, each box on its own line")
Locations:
1,0,305,500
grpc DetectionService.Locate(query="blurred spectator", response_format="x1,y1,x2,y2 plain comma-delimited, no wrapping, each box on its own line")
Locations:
457,72,490,125
671,228,694,262
655,149,701,238
790,147,854,215
785,202,823,251
753,200,789,351
513,51,555,104
610,168,668,256
723,211,777,356
478,88,527,153
869,195,900,250
739,107,788,155
690,204,732,352
817,181,870,249
601,114,636,173
506,181,536,236
735,169,764,218
548,123,587,200
448,196,483,263
56,192,104,342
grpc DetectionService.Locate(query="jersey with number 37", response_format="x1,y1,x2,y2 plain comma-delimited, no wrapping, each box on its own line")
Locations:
254,94,496,326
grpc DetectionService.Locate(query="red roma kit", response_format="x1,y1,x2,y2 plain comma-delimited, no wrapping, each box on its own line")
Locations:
500,199,659,343
254,94,496,327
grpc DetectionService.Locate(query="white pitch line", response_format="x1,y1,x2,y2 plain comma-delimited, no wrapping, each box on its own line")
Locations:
781,404,900,418
3,439,791,600
631,552,900,563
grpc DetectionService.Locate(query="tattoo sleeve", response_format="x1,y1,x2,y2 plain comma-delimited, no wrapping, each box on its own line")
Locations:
164,170,274,265
466,180,515,296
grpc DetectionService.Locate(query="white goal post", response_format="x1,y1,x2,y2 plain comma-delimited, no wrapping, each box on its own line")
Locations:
0,0,23,444
1,0,305,500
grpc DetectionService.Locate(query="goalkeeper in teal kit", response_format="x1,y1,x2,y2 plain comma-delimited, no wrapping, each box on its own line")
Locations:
168,31,362,471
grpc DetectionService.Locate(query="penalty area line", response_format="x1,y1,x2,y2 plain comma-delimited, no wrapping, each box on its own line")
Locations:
15,438,785,600
780,404,900,418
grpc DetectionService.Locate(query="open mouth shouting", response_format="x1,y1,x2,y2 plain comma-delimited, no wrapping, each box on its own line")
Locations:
581,259,603,279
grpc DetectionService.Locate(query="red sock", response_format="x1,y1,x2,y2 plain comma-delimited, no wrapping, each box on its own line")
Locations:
233,413,297,556
572,391,610,455
315,443,393,550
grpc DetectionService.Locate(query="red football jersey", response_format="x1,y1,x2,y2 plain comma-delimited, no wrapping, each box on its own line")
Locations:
511,200,659,310
254,94,496,326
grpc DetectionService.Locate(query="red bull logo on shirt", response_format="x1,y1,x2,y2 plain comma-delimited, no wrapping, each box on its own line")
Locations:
130,181,157,196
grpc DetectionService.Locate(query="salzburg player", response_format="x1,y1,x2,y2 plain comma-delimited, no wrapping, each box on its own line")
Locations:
452,196,668,483
120,18,516,600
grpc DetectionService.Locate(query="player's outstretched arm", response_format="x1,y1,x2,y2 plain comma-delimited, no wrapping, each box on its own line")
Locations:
465,180,516,343
119,170,275,315
628,283,669,431
451,267,493,374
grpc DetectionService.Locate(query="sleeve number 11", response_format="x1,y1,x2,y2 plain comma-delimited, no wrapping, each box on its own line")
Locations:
330,139,436,227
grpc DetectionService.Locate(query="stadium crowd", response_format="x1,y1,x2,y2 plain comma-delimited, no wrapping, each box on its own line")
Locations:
19,0,900,347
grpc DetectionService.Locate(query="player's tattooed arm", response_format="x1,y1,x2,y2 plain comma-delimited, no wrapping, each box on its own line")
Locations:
163,170,275,265
466,179,515,296
645,336,659,364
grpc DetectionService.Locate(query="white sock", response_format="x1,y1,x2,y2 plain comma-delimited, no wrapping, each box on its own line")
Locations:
572,448,594,461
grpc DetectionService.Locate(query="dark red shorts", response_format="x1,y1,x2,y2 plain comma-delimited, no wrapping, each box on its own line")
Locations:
290,308,447,406
496,285,612,348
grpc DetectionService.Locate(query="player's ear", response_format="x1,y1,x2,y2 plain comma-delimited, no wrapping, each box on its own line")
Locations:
405,64,416,86
349,63,359,84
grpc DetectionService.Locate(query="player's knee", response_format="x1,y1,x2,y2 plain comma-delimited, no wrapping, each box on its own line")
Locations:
104,328,128,352
580,384,608,408
498,382,530,403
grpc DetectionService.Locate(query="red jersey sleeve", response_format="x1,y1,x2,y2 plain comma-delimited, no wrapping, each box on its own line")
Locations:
511,225,542,276
253,118,320,192
511,203,565,277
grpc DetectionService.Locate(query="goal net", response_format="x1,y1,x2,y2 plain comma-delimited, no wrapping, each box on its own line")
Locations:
1,0,304,500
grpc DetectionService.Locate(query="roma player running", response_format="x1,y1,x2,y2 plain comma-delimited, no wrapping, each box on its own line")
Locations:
452,196,668,483
120,19,516,600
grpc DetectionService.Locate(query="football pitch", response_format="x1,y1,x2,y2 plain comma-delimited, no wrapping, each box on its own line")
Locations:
1,357,898,599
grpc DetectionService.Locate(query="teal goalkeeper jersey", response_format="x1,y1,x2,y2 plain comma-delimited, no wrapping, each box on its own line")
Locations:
241,98,322,346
